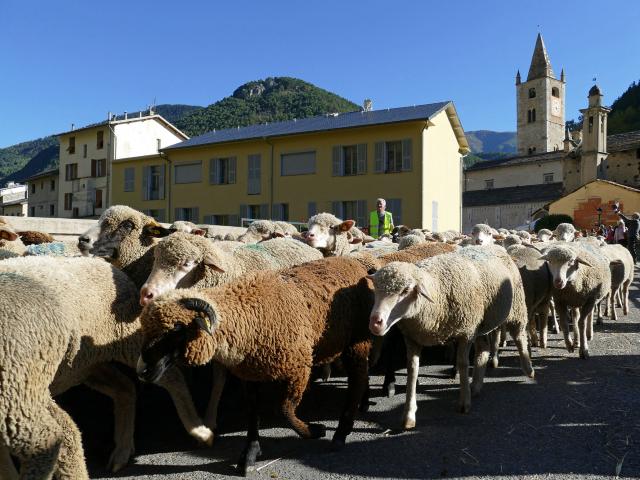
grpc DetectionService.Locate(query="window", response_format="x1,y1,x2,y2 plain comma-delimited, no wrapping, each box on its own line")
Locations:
308,201,317,218
332,200,367,227
386,198,402,225
210,157,237,185
64,193,73,210
272,203,289,221
40,181,44,190
97,131,104,149
485,179,494,189
124,168,135,192
83,144,87,158
543,173,554,184
49,204,55,216
281,151,316,176
31,184,36,194
174,162,202,184
142,209,166,222
94,189,103,209
332,144,367,176
239,204,269,221
588,116,594,133
30,206,35,217
91,159,106,177
248,154,261,194
175,207,199,222
528,147,537,155
72,207,79,218
374,139,412,173
143,165,165,200
527,109,536,123
204,214,240,226
65,163,78,180
68,136,75,154
552,87,559,98
528,88,536,98
50,179,55,191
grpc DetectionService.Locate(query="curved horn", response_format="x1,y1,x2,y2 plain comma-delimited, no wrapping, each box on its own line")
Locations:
179,298,218,335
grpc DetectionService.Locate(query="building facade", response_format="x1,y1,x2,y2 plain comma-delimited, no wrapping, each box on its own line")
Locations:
25,169,59,218
111,102,469,231
0,182,28,216
57,112,187,218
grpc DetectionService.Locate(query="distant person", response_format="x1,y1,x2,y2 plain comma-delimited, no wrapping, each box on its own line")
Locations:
369,198,394,239
613,219,627,246
614,202,639,263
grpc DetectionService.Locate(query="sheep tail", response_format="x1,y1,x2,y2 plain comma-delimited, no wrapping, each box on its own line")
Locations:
179,298,218,336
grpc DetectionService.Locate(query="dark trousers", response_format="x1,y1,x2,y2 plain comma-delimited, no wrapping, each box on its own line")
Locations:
629,240,637,263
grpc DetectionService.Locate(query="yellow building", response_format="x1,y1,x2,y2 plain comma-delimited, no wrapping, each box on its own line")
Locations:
548,179,640,229
111,102,469,230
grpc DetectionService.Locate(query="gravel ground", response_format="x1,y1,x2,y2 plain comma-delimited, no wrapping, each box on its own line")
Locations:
59,273,640,479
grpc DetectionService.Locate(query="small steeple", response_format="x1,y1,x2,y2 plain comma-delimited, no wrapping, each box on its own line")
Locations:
515,70,521,85
560,68,565,82
563,125,573,152
588,84,603,107
527,33,555,81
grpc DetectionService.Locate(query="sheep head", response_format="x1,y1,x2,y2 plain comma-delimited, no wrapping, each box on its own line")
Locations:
306,212,360,256
368,262,433,336
470,224,494,246
539,245,593,289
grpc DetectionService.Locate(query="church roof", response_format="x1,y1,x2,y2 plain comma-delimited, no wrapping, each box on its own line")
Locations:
527,33,555,81
607,130,640,153
465,150,566,171
463,182,564,207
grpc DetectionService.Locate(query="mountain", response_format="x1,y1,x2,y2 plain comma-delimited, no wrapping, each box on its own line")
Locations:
0,78,359,184
174,77,360,136
608,80,640,135
465,130,516,154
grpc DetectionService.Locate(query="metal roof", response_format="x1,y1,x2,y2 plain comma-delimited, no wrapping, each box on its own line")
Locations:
163,102,453,150
463,182,564,207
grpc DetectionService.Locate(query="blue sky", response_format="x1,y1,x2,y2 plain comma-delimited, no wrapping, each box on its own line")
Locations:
1,0,639,148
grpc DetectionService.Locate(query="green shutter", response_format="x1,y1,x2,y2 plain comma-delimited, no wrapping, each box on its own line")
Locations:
374,142,385,173
332,146,342,176
210,158,219,184
260,204,269,220
357,144,367,174
402,139,412,171
142,166,150,200
228,157,237,184
357,200,367,228
332,201,343,219
239,205,248,224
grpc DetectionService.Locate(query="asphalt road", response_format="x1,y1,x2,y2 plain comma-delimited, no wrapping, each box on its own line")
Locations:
59,274,640,480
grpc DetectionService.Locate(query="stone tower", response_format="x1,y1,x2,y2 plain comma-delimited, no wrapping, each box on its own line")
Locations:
579,85,610,184
516,34,565,155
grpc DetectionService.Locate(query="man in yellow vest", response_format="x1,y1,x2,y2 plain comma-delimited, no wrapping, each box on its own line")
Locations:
369,198,394,239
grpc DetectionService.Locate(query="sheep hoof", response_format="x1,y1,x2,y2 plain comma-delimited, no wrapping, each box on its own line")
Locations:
383,382,395,398
107,444,134,473
330,437,346,452
237,440,262,476
402,417,416,430
321,364,331,382
308,423,327,439
489,356,499,369
470,384,482,397
190,425,214,447
595,318,603,326
579,349,590,360
449,367,458,379
458,403,471,414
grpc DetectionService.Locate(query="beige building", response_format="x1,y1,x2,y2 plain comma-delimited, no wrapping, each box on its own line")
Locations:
57,111,187,218
111,102,470,231
463,34,640,231
0,182,28,216
25,169,59,218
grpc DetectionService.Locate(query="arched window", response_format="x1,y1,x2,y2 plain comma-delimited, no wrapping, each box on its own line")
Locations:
527,110,531,123
552,87,559,98
529,88,536,98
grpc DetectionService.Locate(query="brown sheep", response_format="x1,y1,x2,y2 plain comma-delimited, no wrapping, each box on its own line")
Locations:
17,230,55,245
137,256,373,474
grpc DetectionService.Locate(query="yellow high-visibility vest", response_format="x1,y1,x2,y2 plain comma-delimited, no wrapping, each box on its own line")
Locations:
369,211,393,238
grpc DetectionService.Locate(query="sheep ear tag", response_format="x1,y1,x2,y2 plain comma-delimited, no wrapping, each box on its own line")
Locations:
194,314,213,336
143,225,173,238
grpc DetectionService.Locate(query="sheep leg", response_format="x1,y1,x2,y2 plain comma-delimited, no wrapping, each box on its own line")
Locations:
332,340,370,450
571,308,581,349
402,337,422,430
83,364,136,472
539,303,550,348
456,338,472,414
281,366,325,439
155,366,213,446
528,314,539,348
382,326,402,397
578,301,596,360
602,293,610,318
237,382,262,476
0,442,18,480
587,309,594,341
471,335,491,397
609,290,618,321
596,295,606,325
555,302,573,352
204,363,228,432
489,329,500,368
507,322,535,379
549,300,560,334
47,400,90,480
498,324,507,347
622,280,631,315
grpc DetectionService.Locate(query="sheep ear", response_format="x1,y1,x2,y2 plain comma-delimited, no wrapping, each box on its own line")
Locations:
362,235,376,244
493,234,505,241
350,237,363,245
143,224,174,238
525,244,543,253
191,228,206,236
414,283,434,302
273,232,285,238
337,220,355,232
0,228,18,241
576,256,593,268
203,252,226,273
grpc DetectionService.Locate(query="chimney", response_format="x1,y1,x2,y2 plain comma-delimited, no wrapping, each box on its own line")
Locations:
71,123,75,130
124,111,128,120
363,99,373,112
107,111,112,121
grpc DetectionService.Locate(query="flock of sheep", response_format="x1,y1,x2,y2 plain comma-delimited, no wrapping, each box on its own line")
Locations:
0,209,634,479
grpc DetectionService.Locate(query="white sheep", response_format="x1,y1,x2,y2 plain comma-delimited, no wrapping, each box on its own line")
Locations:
367,245,534,428
470,223,495,246
599,244,634,321
305,213,365,256
398,234,425,250
536,228,553,242
553,222,576,242
0,221,27,258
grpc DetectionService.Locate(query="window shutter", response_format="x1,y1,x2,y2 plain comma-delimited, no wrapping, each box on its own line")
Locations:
307,201,316,219
142,166,150,200
248,154,261,194
158,165,165,200
228,214,240,227
228,157,237,184
91,159,97,177
260,204,269,220
210,158,219,185
191,207,199,223
357,200,367,228
387,199,401,225
375,142,385,173
273,204,282,221
402,139,412,171
239,204,249,223
357,144,367,174
332,146,342,176
332,201,344,219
